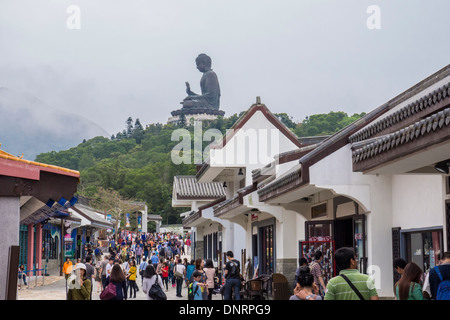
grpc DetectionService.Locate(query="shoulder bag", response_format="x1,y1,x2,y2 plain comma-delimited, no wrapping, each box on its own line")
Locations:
339,274,365,300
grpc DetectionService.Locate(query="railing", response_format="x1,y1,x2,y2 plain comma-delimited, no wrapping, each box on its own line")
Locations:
18,265,48,289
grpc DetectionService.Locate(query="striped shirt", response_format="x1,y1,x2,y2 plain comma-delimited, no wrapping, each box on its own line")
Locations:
324,269,378,300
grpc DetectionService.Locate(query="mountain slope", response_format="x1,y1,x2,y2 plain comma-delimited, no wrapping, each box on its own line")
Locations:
0,87,109,160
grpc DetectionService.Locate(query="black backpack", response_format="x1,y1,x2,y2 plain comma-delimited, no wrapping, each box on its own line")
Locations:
188,282,199,300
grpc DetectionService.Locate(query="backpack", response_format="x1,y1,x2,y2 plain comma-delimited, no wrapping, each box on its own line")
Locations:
159,247,165,256
434,266,450,300
188,282,199,300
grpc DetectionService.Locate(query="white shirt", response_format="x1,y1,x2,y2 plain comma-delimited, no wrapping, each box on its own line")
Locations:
175,264,186,279
106,263,113,278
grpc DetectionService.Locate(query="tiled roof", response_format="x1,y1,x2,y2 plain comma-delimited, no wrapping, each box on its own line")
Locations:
174,176,226,199
352,107,450,164
257,166,302,198
349,82,450,143
0,146,80,177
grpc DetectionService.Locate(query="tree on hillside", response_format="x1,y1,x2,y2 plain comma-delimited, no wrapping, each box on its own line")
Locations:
132,118,144,144
126,117,134,137
89,187,144,241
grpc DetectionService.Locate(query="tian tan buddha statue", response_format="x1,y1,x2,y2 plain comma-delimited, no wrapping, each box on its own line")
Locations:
181,53,221,110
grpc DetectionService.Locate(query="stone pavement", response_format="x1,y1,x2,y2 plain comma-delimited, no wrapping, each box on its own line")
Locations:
17,272,222,301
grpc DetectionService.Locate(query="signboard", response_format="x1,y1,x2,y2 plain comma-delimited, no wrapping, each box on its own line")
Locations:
138,216,142,230
64,237,74,257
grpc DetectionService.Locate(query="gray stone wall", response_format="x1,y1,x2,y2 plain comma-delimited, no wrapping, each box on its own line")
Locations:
276,258,297,291
194,240,204,261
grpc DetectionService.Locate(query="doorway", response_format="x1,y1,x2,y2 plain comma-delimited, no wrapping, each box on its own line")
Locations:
334,218,353,249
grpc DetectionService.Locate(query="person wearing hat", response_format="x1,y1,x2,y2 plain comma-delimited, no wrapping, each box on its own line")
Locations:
67,263,92,300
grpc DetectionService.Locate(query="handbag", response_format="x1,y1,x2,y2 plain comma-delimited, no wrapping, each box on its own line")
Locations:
100,282,117,300
149,276,167,300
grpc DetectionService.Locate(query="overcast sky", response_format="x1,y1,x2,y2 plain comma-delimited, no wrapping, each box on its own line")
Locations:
1,0,449,136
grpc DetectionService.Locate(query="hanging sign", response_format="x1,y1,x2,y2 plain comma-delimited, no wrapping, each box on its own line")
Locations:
126,213,130,227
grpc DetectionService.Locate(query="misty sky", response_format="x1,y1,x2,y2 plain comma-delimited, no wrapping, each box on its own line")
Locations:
1,0,449,136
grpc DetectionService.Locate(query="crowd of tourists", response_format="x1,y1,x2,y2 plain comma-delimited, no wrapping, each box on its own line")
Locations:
62,232,450,301
289,247,450,301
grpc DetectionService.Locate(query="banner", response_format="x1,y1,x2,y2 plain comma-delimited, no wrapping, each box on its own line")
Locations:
138,216,142,230
126,213,130,227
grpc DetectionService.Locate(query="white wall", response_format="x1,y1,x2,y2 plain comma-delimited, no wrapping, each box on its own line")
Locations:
392,174,444,229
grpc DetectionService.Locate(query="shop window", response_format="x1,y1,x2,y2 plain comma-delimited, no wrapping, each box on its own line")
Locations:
404,229,443,275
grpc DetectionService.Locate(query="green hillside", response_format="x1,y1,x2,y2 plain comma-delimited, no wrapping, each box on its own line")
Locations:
35,111,365,227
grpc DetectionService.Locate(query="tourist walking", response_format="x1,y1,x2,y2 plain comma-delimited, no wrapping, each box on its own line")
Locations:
161,261,169,291
394,262,425,300
63,257,73,280
324,247,378,300
309,251,326,297
223,251,241,300
139,257,149,286
67,263,92,300
174,258,186,297
142,264,164,300
102,264,128,300
293,257,309,288
425,251,450,300
204,259,216,300
186,260,195,288
100,255,110,290
191,270,204,300
126,259,138,298
393,258,407,277
85,256,95,299
94,258,102,293
290,266,322,300
192,258,208,300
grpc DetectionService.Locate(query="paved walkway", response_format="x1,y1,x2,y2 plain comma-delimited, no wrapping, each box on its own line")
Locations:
17,272,222,301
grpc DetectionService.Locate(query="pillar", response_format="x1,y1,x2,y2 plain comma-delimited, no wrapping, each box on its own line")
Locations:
0,197,20,300
35,223,43,276
27,224,34,276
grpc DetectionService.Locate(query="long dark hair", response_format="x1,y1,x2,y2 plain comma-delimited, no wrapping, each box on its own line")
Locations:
195,258,203,270
395,262,422,300
110,264,126,283
144,264,157,278
204,259,214,268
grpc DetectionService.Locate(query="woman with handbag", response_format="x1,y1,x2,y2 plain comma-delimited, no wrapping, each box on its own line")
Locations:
101,264,127,300
142,264,165,300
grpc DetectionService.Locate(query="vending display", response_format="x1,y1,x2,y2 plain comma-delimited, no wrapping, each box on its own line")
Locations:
301,240,336,284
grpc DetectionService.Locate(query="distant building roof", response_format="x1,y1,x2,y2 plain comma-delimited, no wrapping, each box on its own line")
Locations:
174,175,226,200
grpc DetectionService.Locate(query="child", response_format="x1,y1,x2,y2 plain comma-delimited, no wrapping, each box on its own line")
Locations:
192,270,204,300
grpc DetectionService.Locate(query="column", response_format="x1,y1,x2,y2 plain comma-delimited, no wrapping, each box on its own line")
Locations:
35,223,43,276
27,224,34,277
0,197,20,300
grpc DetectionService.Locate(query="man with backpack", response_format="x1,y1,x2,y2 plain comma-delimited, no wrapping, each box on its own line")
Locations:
223,251,241,300
427,251,450,300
